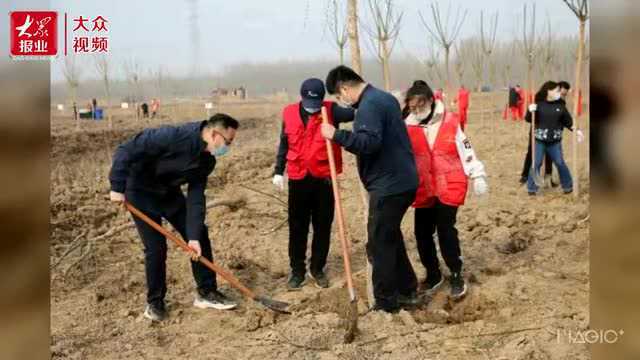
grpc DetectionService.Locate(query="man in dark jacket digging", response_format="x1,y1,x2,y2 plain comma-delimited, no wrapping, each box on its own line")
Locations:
322,65,420,313
109,114,239,321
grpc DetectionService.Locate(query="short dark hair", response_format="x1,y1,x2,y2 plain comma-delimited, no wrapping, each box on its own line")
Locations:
325,65,364,95
558,81,571,90
206,113,239,129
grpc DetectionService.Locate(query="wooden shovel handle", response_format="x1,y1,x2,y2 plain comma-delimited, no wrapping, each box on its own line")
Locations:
321,107,356,300
125,202,257,299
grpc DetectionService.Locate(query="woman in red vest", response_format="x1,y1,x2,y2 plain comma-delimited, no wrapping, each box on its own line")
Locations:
402,81,488,299
272,78,355,290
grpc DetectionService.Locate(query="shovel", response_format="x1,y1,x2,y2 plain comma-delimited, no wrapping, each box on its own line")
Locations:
321,106,359,343
125,202,290,314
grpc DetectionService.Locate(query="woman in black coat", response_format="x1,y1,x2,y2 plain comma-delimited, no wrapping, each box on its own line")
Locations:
525,81,574,195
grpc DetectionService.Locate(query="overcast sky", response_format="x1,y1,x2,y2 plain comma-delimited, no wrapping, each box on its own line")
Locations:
40,0,584,82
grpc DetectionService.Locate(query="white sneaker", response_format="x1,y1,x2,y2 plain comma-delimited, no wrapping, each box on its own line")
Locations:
143,304,167,321
193,290,237,310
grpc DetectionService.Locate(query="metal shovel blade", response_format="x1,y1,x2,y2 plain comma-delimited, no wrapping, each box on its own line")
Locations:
344,298,359,343
255,295,291,314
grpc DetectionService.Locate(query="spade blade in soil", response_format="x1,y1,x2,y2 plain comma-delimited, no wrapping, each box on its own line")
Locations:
255,295,291,314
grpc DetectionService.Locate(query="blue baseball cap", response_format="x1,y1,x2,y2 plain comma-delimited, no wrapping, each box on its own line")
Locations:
300,78,325,109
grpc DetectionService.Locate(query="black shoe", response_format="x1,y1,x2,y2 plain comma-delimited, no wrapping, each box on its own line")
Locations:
194,289,238,310
287,272,305,290
398,291,422,307
528,192,536,196
309,270,329,289
422,271,444,293
519,177,527,185
450,272,468,299
551,180,560,188
563,189,573,194
371,303,400,314
143,302,167,321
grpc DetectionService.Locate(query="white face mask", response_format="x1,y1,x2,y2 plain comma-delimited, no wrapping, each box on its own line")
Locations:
338,88,354,108
414,107,432,121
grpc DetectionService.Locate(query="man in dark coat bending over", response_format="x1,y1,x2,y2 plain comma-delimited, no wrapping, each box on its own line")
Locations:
109,114,239,321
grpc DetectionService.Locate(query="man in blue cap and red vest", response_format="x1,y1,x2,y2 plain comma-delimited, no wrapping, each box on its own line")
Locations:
272,78,355,290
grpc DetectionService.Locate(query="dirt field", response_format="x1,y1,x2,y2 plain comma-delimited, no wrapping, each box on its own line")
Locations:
50,94,590,359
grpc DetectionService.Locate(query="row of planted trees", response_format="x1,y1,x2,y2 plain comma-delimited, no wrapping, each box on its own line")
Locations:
326,1,588,96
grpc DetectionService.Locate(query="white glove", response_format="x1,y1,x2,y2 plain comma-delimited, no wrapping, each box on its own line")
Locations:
272,174,284,191
473,176,488,196
528,103,537,112
576,129,585,143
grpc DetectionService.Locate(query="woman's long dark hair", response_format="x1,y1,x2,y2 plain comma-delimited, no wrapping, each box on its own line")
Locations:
402,80,436,125
534,81,559,103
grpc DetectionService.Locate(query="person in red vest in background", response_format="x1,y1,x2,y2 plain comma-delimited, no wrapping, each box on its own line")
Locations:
516,85,526,120
504,85,523,121
272,78,355,290
434,88,444,103
456,85,470,130
402,81,488,299
150,98,160,118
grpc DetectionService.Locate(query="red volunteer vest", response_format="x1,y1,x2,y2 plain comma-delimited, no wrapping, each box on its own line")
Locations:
283,101,342,180
407,112,468,208
457,88,470,109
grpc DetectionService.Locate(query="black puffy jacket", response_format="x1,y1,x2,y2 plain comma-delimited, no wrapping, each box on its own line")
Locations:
525,100,573,143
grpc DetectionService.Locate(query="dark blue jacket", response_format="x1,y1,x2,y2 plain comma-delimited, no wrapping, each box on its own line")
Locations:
109,121,215,241
333,85,418,196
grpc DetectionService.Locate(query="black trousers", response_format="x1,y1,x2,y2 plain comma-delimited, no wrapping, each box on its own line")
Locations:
126,188,216,307
521,132,553,179
288,175,335,276
367,190,418,310
415,200,463,276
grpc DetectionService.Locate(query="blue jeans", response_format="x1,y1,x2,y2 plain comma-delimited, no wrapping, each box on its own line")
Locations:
527,140,573,193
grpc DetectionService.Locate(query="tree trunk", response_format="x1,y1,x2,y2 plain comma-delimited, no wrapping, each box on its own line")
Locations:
347,0,372,309
339,46,345,65
73,87,79,131
444,46,451,91
572,20,585,198
135,82,140,121
527,60,533,107
381,40,391,91
347,0,362,74
528,60,535,176
106,90,112,130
